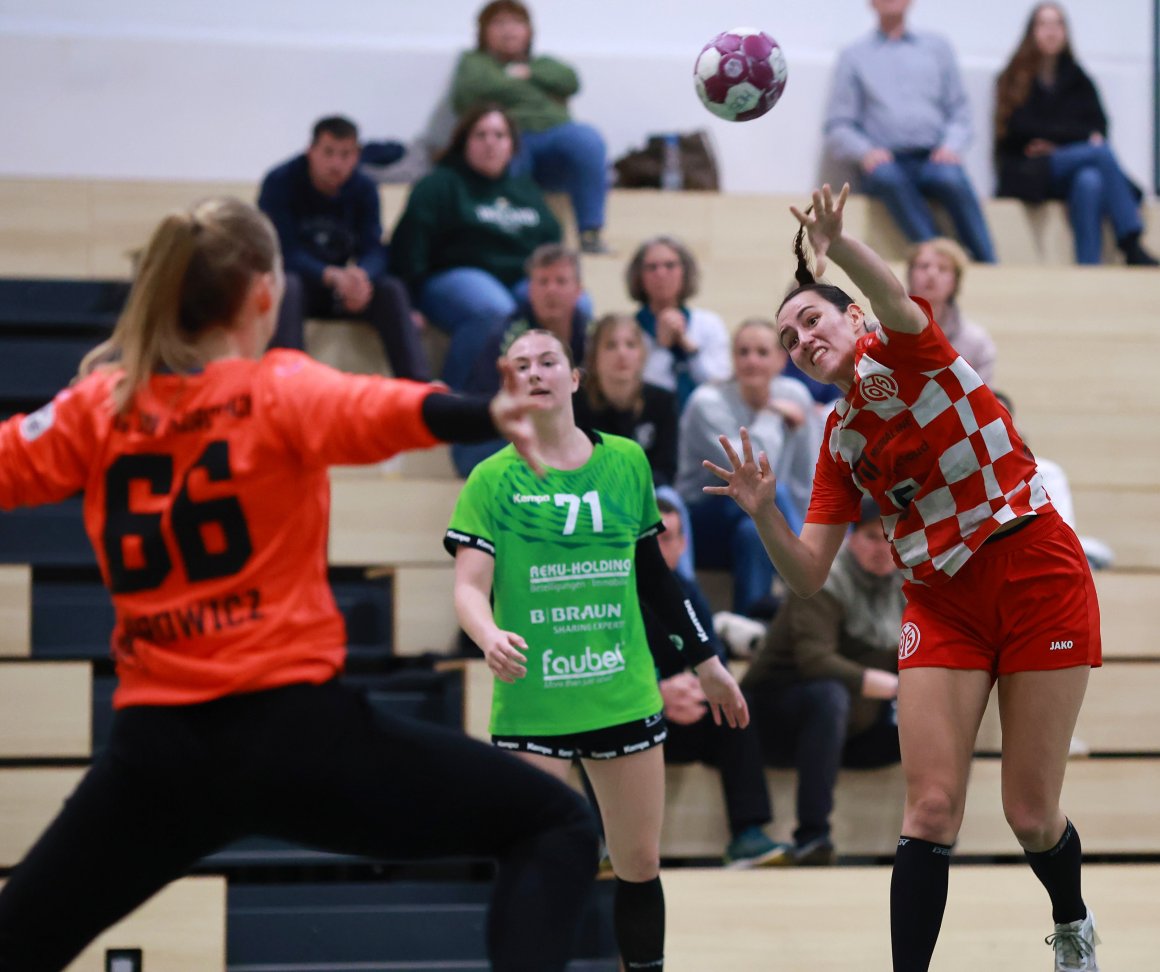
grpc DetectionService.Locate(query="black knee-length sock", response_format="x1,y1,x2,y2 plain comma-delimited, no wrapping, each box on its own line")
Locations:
614,876,665,970
1026,819,1086,925
890,836,952,972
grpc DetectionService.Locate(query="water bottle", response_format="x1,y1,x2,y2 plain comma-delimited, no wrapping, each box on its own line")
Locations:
660,133,683,191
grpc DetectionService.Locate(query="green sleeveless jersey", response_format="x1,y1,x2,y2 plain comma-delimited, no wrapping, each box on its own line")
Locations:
445,432,663,735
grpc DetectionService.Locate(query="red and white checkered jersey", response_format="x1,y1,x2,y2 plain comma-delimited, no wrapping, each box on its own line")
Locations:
806,298,1053,585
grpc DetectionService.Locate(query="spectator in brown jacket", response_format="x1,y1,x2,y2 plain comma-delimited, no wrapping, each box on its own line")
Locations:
741,499,904,864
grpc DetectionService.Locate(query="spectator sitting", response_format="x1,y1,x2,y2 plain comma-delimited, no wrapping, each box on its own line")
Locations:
390,103,568,390
647,498,788,869
742,499,905,866
258,115,430,380
906,238,998,384
994,2,1158,266
824,0,997,263
452,242,590,476
572,313,691,576
625,235,731,409
994,391,1114,569
676,318,820,617
453,0,610,254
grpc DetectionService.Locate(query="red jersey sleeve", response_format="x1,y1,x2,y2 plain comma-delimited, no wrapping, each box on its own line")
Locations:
804,410,863,525
257,351,441,466
0,375,108,509
870,297,954,369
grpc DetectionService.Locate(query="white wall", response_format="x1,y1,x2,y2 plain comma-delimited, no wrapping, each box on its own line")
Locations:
0,0,1152,195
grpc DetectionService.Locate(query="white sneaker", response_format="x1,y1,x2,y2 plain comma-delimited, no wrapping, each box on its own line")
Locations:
1068,734,1091,759
1047,909,1100,971
712,611,766,658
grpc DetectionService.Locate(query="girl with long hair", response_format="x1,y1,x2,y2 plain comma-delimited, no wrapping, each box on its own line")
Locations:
0,198,599,972
994,2,1157,265
708,184,1101,972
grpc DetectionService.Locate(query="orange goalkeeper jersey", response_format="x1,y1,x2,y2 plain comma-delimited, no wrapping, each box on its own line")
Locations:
0,350,439,708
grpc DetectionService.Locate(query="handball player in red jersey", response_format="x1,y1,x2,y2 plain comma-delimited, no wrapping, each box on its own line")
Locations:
707,184,1101,972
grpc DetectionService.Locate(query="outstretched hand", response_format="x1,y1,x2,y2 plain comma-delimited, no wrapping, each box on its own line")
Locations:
490,358,544,476
790,182,850,279
702,427,778,520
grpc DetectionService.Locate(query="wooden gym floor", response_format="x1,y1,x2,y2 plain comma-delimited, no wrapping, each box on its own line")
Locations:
663,863,1157,970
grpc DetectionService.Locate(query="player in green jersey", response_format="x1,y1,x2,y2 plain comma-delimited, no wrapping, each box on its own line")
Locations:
447,329,747,972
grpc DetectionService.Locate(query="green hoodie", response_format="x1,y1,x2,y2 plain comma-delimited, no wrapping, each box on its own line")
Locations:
389,160,561,292
452,49,579,133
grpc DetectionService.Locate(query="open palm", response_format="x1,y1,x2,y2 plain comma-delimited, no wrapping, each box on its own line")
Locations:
701,427,778,519
790,182,850,279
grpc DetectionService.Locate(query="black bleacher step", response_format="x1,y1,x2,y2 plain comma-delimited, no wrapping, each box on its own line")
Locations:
229,964,615,971
227,880,616,970
0,278,129,414
0,499,93,566
0,278,128,331
0,337,104,405
91,668,463,755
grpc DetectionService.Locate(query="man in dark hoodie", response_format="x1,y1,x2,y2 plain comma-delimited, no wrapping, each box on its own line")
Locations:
258,116,429,380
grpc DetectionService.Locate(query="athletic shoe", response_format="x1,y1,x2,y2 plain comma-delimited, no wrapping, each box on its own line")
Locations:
723,827,792,868
792,835,837,866
712,611,766,659
579,230,613,255
1046,908,1100,971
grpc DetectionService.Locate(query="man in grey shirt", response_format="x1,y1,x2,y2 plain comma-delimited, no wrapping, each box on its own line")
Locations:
824,0,996,263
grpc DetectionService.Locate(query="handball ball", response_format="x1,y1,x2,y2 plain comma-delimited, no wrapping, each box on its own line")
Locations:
694,28,788,122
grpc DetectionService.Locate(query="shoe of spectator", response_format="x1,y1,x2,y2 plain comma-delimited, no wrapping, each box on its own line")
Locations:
713,611,766,659
723,827,792,869
360,140,406,167
1068,734,1091,759
1118,232,1159,267
579,230,613,255
1046,908,1100,971
792,836,837,866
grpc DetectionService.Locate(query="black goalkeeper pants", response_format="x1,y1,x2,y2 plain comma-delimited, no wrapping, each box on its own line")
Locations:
0,679,598,972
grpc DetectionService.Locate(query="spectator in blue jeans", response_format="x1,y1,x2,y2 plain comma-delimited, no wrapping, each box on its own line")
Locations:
390,104,576,389
824,0,997,263
742,499,904,865
994,2,1158,266
452,0,610,254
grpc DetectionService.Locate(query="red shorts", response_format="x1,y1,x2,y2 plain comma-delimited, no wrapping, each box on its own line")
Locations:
898,512,1101,677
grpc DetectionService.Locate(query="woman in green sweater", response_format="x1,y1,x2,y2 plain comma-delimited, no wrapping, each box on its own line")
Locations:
390,103,566,389
452,0,609,253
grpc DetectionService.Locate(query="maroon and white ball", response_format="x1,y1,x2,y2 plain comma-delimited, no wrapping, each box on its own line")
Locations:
694,28,788,122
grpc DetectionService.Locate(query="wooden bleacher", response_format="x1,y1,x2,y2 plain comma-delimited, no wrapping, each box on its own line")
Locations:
0,661,91,759
0,565,31,658
0,178,1156,965
452,653,1160,860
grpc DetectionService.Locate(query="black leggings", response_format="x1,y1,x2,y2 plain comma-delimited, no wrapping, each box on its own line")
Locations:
0,680,598,972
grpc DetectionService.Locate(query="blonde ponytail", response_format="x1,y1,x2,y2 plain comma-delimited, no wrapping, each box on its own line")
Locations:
78,198,278,413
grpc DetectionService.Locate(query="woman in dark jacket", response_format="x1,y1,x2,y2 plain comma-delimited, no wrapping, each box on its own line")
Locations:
994,2,1157,265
